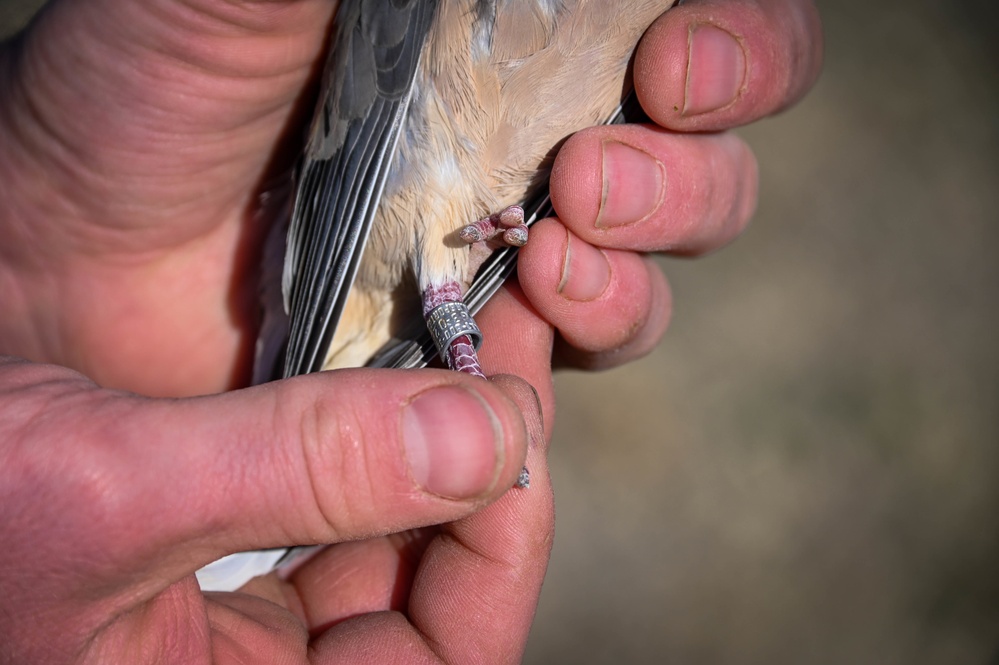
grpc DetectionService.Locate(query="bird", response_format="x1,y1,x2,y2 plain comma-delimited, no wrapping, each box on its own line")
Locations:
270,0,678,382
200,0,678,592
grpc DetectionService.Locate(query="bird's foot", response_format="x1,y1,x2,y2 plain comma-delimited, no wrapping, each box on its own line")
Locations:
459,205,529,247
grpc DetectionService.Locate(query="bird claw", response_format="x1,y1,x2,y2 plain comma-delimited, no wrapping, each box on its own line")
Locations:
502,225,528,247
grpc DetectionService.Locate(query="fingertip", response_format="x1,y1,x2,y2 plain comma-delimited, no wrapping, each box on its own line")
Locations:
517,218,572,307
554,255,673,371
550,129,603,231
636,0,824,131
297,370,528,504
393,375,539,499
681,23,747,117
551,130,669,241
522,231,658,358
634,9,689,125
558,249,657,354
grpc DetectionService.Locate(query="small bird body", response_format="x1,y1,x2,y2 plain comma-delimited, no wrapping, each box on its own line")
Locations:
203,0,676,592
280,0,676,379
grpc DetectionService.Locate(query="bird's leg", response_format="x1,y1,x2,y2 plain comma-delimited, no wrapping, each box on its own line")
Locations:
423,281,486,378
424,205,531,378
424,205,532,488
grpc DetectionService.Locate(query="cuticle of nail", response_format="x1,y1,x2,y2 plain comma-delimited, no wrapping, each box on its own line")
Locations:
528,383,544,445
557,226,572,294
645,152,668,225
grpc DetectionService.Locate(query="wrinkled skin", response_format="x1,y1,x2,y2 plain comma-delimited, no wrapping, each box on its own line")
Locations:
0,0,821,662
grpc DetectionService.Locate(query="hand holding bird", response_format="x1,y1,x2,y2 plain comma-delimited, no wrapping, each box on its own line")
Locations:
0,0,822,661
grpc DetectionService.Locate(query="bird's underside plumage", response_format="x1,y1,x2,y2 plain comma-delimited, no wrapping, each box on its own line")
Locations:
276,0,677,381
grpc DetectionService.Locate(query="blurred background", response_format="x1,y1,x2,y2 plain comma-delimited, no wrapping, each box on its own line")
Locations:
530,1,999,662
3,0,996,662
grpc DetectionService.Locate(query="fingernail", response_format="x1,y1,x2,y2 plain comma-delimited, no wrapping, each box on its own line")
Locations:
684,24,746,116
402,386,503,499
558,230,610,302
596,141,665,229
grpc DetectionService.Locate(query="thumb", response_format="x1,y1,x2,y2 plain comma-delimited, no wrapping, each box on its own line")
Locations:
111,367,533,582
0,359,532,605
184,368,531,535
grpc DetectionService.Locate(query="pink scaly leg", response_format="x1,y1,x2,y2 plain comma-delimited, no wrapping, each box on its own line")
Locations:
424,205,530,377
447,335,485,378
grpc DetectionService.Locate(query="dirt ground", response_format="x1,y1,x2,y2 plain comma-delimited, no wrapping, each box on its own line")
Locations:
3,1,997,663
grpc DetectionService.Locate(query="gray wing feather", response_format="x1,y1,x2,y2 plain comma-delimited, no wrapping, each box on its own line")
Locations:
282,0,440,378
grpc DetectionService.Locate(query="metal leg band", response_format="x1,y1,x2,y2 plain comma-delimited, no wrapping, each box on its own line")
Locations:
425,301,482,363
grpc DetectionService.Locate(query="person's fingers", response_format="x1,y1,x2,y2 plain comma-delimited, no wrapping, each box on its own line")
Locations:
636,0,824,131
551,124,758,256
0,357,533,607
517,219,673,369
307,374,553,663
205,588,310,663
274,529,437,630
144,368,536,574
290,285,555,636
405,372,552,663
540,0,822,368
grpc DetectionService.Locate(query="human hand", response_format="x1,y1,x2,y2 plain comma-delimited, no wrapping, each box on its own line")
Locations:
518,0,824,368
0,0,345,396
0,283,554,663
0,0,822,661
0,4,554,662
